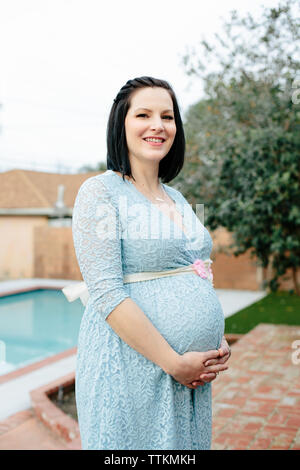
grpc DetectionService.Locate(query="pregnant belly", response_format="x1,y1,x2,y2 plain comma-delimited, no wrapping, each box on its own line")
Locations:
128,273,225,355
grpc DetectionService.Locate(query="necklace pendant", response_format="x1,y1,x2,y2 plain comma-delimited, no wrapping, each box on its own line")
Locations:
155,197,165,202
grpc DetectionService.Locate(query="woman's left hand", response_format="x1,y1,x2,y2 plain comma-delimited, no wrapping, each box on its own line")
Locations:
191,336,231,387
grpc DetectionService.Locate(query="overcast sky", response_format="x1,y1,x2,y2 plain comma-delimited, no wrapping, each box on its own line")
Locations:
0,0,279,174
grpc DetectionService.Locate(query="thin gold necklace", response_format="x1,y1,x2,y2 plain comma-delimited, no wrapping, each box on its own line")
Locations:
130,177,167,203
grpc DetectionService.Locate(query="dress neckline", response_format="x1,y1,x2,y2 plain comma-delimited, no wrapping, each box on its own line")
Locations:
107,170,190,239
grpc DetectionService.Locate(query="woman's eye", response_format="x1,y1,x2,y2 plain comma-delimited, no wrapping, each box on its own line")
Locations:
137,114,173,120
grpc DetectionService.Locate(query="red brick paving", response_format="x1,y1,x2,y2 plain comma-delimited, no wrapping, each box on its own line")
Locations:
0,322,299,449
0,409,71,450
211,323,300,450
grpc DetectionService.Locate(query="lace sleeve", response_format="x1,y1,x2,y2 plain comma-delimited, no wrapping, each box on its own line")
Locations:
72,176,130,321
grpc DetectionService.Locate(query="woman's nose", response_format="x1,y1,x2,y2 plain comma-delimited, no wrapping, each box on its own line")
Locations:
150,119,164,130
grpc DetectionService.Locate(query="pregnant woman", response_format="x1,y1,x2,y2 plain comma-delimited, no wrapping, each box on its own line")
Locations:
64,76,231,450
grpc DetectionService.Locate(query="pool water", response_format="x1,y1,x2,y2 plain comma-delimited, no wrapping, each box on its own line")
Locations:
0,289,84,375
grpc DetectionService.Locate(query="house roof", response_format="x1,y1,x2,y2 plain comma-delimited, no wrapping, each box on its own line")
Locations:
0,169,102,209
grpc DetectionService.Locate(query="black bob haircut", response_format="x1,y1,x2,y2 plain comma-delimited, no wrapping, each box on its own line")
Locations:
106,76,185,184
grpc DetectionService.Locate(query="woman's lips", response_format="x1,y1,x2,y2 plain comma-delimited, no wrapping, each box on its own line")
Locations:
143,139,165,147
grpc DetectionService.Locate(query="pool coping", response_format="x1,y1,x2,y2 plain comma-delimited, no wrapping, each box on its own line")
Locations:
0,347,77,385
0,280,79,386
0,279,76,299
0,335,242,386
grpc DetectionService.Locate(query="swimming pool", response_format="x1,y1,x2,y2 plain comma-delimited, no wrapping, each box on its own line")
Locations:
0,289,84,375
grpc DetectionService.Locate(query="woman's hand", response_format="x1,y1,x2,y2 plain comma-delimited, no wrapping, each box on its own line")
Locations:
170,349,229,390
191,337,231,387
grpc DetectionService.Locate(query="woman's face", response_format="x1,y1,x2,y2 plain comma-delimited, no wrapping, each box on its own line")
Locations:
124,87,176,166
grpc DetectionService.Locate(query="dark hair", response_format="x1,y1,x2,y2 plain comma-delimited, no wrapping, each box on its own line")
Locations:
106,76,185,184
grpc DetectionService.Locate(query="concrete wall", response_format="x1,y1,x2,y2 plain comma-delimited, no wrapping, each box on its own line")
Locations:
0,216,47,280
33,226,81,280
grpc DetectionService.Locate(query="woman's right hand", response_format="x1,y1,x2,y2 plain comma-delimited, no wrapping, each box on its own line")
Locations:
170,350,229,390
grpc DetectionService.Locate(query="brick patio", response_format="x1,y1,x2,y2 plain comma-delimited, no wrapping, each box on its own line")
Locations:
211,323,300,450
0,323,299,450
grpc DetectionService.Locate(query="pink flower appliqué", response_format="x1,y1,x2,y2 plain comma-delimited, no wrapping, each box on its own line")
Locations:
192,259,208,279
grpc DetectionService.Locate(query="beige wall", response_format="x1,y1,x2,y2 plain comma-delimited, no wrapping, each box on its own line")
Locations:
33,226,81,280
211,227,260,290
211,227,299,291
0,218,298,291
0,216,48,279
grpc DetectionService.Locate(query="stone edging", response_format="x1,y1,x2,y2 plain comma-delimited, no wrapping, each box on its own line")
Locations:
30,371,81,447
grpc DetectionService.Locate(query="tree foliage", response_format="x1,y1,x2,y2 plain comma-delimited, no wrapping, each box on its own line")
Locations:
177,0,300,294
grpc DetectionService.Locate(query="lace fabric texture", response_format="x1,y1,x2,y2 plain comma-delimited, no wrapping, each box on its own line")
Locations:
73,170,225,450
62,259,213,306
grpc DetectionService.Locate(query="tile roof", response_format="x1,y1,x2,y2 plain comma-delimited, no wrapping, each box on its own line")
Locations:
0,169,102,209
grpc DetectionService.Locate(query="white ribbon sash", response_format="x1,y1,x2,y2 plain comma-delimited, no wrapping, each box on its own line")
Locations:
62,258,213,307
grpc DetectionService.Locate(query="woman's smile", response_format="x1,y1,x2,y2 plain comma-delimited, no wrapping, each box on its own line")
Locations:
143,138,165,147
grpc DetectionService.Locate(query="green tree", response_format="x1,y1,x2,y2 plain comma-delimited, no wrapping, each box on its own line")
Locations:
177,0,300,294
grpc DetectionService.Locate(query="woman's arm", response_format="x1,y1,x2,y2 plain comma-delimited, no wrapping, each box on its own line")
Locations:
106,296,179,374
106,297,227,388
72,177,227,389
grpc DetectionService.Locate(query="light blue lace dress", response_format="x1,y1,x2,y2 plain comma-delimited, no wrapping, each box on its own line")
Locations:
72,169,225,450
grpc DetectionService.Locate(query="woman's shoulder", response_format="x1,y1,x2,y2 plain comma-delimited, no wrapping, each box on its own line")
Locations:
75,171,118,205
78,170,115,191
